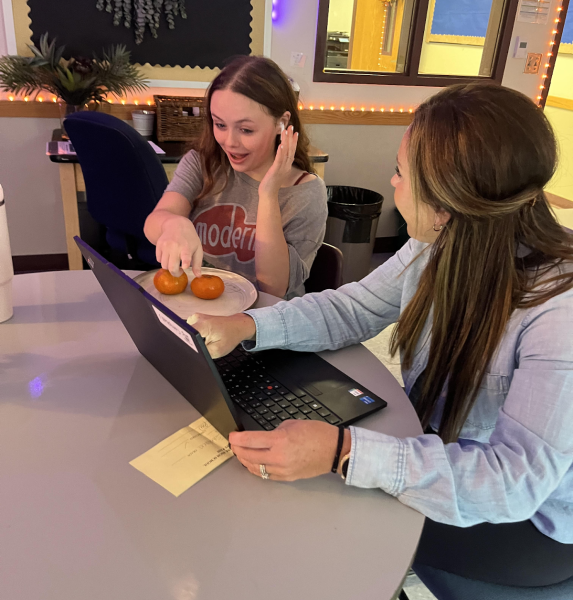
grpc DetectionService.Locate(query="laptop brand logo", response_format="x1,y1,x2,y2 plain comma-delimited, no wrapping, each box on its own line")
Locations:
349,388,363,397
87,257,94,269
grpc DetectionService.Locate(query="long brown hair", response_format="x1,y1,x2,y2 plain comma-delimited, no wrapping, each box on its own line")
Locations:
391,83,573,443
196,56,313,200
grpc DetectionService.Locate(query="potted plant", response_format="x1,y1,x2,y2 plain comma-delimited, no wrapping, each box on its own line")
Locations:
0,33,148,137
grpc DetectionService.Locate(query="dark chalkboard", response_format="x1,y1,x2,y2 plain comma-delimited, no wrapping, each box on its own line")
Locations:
27,0,253,69
561,9,573,45
430,0,493,38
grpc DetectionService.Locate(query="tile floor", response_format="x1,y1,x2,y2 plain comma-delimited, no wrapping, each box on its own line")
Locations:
363,253,437,600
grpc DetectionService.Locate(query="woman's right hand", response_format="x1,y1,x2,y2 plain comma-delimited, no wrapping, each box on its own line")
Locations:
188,313,257,359
156,215,203,277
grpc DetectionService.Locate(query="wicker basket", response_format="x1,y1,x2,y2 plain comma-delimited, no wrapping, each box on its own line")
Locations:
154,95,206,142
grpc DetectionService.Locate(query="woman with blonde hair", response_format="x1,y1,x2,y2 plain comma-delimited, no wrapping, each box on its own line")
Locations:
190,83,573,586
144,56,327,299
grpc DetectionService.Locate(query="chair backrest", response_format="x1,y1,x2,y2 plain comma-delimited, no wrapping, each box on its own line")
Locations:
64,111,168,259
305,243,344,293
413,564,573,600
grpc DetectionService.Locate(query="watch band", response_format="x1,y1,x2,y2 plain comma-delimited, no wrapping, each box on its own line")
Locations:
339,452,351,480
331,425,346,473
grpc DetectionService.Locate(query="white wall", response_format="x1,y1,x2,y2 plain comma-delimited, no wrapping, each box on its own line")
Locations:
0,118,67,255
0,5,7,56
0,0,560,255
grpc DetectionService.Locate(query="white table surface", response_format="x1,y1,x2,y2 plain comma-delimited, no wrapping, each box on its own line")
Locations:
1,270,424,600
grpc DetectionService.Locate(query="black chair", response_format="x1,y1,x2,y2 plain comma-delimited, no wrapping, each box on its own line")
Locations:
401,565,573,600
65,111,168,269
305,243,344,293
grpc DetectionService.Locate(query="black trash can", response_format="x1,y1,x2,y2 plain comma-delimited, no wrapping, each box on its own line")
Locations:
324,186,384,283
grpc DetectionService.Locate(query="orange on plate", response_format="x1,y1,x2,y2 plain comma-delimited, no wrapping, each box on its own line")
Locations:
191,274,225,300
153,269,189,295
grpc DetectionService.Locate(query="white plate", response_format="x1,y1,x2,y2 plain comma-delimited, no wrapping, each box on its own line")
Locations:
133,267,258,318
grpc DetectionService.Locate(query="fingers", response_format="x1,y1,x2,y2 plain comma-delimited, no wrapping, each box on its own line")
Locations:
191,245,203,278
180,247,192,272
229,429,275,449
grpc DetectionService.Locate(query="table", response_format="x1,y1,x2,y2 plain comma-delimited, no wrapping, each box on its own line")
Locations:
48,131,329,271
1,271,424,600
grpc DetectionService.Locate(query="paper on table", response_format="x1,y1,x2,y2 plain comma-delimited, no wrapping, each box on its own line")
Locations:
130,417,233,496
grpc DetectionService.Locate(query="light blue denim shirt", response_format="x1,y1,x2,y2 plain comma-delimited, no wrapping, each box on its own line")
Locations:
245,239,573,544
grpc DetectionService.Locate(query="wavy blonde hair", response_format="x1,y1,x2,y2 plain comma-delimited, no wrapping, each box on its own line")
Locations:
391,83,573,443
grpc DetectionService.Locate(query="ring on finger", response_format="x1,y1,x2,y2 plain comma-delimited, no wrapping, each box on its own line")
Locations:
259,464,270,480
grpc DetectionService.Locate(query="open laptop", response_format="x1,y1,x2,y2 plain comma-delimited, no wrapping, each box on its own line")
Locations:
76,237,387,437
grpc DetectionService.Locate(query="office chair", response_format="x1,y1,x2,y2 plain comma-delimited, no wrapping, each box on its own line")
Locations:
399,566,573,600
65,111,168,269
305,242,344,293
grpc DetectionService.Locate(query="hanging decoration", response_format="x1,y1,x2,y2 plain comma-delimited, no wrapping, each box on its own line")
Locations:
96,0,188,44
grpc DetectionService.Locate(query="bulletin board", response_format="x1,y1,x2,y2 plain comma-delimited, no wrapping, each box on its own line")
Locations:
426,0,492,46
560,9,572,54
11,0,267,83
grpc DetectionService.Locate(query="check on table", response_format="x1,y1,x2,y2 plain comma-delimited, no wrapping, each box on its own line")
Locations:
130,417,233,496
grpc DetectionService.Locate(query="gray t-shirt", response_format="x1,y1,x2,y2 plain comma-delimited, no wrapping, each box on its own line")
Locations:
166,150,328,298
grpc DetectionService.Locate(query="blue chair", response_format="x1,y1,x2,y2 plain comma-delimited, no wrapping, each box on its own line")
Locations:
64,111,168,268
401,565,573,600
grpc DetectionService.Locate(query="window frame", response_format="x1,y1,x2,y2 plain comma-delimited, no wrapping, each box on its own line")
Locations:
313,0,520,86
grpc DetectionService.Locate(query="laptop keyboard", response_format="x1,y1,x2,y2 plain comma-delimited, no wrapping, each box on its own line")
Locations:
214,347,342,430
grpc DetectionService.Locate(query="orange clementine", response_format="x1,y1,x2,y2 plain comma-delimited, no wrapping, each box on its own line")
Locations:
153,269,189,295
191,274,225,300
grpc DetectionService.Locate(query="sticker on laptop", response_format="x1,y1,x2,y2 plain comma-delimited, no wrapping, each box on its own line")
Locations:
360,396,376,405
152,306,197,352
87,257,94,269
349,388,363,397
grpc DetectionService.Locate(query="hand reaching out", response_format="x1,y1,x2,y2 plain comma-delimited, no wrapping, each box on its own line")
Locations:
155,215,203,277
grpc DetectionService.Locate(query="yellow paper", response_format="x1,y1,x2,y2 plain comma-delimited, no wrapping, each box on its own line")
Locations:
130,417,233,496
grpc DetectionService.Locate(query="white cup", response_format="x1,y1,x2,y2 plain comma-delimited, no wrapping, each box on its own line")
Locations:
0,184,14,323
132,110,156,137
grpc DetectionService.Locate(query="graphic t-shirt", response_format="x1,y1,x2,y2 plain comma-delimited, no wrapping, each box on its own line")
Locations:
165,150,328,298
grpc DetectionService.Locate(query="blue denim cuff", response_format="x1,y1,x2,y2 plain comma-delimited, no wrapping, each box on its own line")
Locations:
242,306,287,351
346,426,405,495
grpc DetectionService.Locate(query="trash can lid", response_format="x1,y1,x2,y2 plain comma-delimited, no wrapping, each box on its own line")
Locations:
326,185,383,206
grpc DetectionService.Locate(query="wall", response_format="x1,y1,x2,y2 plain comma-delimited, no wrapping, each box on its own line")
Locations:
327,0,354,33
546,52,573,201
418,43,483,76
0,0,560,256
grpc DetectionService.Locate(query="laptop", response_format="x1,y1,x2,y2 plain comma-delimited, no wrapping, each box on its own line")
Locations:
76,237,387,437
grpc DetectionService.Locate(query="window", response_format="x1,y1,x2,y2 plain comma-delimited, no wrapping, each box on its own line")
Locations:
315,0,520,86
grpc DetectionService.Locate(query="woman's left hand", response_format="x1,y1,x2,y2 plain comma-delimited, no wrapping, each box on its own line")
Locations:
258,125,299,198
229,420,341,481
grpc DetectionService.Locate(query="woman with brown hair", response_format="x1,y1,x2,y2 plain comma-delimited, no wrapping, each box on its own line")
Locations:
190,83,573,587
144,56,327,299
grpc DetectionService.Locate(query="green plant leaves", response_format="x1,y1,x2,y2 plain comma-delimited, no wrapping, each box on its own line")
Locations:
0,33,149,105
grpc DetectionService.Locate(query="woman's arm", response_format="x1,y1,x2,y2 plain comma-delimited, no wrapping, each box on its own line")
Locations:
346,295,573,531
143,191,203,276
254,126,299,297
189,239,420,359
254,186,290,297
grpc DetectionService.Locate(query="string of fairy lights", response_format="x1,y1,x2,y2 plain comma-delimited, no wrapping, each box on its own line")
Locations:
0,1,568,111
537,0,568,107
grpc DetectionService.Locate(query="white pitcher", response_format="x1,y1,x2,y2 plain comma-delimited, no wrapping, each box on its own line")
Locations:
0,184,14,323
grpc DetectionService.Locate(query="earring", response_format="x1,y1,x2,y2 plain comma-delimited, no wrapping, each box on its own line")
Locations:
433,223,443,232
